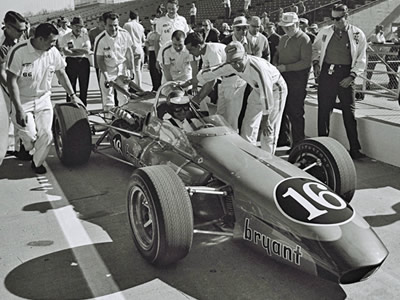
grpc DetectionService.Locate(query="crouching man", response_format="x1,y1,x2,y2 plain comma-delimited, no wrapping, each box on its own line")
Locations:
195,41,287,154
7,23,83,174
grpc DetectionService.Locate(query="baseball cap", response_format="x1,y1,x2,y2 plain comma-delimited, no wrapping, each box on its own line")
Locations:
232,16,249,27
278,12,299,27
225,41,245,62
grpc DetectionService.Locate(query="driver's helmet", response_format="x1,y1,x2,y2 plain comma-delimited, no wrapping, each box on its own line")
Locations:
166,90,191,116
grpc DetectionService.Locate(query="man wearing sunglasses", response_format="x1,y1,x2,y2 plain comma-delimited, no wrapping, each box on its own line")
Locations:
0,11,28,165
312,4,367,160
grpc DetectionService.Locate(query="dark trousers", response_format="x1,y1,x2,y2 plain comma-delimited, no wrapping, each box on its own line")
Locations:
225,6,231,19
148,51,162,92
190,15,196,26
280,69,309,146
65,57,90,106
318,63,361,151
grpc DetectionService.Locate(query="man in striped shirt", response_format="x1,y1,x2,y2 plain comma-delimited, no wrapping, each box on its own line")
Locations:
196,41,287,154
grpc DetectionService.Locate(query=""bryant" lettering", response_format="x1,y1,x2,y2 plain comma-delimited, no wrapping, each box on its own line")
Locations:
243,218,302,265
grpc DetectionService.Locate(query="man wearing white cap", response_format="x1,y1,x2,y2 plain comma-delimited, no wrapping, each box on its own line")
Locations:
196,41,288,154
215,15,250,131
273,12,312,151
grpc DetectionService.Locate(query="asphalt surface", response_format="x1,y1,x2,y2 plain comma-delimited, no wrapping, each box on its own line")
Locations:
1,69,400,300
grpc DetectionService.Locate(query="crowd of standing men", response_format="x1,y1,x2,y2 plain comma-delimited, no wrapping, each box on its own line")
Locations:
0,0,369,174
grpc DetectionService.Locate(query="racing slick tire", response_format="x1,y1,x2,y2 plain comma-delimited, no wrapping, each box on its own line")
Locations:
52,103,91,166
288,137,356,202
127,165,193,266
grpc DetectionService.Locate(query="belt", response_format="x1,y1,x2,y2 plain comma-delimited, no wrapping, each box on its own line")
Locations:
323,62,350,67
66,56,88,60
221,73,236,79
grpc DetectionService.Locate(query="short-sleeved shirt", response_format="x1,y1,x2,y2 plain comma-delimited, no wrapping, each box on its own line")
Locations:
123,20,145,55
190,7,197,16
59,31,91,58
6,39,66,102
156,14,189,47
201,42,226,69
161,43,196,81
94,28,133,71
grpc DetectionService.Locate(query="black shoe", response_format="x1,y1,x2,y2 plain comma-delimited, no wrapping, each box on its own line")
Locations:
14,142,33,161
31,161,47,174
349,150,366,160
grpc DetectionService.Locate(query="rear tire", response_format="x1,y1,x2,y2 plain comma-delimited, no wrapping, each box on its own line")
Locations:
288,137,356,202
127,165,193,266
52,103,91,166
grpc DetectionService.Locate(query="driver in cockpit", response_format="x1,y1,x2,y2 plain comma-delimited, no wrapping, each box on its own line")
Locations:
163,90,201,132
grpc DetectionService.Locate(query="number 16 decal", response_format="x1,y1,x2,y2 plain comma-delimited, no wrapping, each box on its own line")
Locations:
274,178,354,226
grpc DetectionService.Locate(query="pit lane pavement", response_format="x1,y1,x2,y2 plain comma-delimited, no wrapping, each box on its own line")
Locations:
1,68,400,300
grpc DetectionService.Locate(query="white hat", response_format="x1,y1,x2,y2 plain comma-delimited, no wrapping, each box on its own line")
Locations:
225,41,246,62
299,18,309,25
278,12,299,27
232,16,249,27
167,90,190,105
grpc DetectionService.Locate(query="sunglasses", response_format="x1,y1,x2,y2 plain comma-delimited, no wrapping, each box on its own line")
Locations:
235,27,247,31
173,105,190,113
331,16,345,21
8,23,27,33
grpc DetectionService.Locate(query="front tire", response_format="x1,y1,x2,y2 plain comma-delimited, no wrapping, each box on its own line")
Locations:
288,137,356,202
127,165,193,266
52,103,91,166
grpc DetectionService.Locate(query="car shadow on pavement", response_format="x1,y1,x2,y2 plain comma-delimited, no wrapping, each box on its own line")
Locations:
3,149,348,300
364,202,400,227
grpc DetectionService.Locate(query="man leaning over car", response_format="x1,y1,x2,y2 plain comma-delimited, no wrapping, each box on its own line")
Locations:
194,41,288,154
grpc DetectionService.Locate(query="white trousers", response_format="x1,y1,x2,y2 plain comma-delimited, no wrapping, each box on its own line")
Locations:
0,89,8,165
99,67,129,111
11,93,53,167
218,76,247,131
241,76,288,154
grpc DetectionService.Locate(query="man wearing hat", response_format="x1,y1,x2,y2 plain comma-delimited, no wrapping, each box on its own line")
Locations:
299,17,315,43
217,15,251,131
312,4,367,159
274,12,311,151
308,23,319,36
196,41,288,154
57,17,71,41
59,16,91,106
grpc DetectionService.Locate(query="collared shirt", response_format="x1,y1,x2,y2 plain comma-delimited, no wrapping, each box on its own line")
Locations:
246,31,270,60
59,31,91,58
197,55,282,114
146,31,158,51
312,24,367,76
161,42,196,81
6,39,66,102
324,26,352,65
156,14,189,47
123,20,145,55
275,29,312,72
201,42,226,69
94,28,133,71
190,7,197,16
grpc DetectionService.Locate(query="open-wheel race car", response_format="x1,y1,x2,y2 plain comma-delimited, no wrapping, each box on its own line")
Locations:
52,81,388,284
